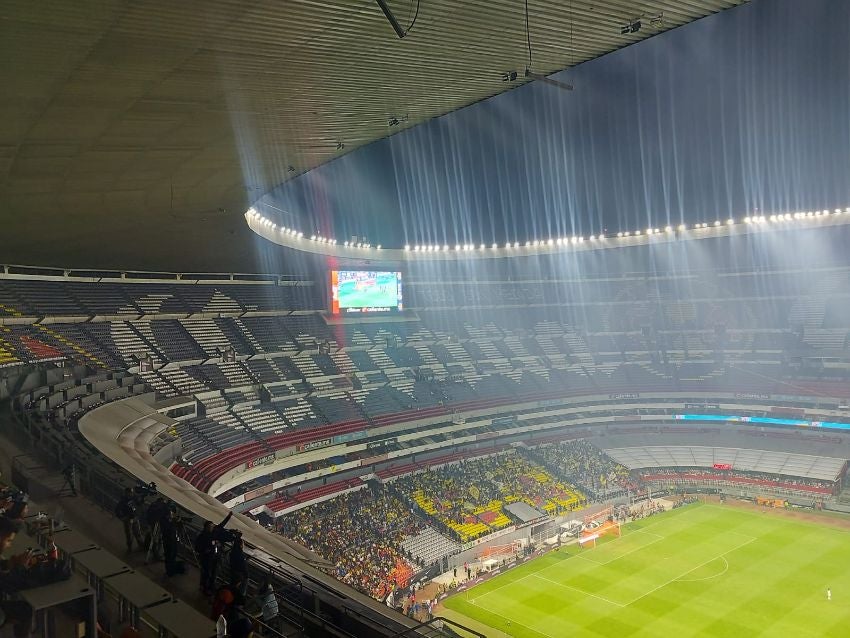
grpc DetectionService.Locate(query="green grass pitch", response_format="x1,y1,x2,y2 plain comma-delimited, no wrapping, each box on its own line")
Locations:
442,503,850,637
337,277,396,308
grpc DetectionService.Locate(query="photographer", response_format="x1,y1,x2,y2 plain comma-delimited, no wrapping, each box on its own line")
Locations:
115,487,144,553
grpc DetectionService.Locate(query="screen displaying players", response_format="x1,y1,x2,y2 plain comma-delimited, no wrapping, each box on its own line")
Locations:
330,270,403,314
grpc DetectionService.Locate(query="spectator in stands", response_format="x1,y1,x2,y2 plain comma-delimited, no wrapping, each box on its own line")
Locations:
255,576,279,627
279,486,421,600
0,516,34,638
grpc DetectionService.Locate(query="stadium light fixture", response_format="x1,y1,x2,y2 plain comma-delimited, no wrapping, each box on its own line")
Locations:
377,245,381,249
714,220,720,226
525,241,531,247
404,245,410,251
491,243,497,249
678,224,686,231
727,218,734,225
617,232,623,238
664,226,672,233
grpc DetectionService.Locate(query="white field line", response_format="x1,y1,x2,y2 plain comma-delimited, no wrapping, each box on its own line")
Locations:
571,532,666,566
468,596,558,638
471,570,540,602
531,573,626,608
622,535,757,606
676,556,729,582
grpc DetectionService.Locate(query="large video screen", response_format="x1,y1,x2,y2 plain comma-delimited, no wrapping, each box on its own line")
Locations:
330,270,403,314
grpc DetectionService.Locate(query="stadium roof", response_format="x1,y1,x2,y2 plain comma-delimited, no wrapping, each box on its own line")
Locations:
2,0,745,271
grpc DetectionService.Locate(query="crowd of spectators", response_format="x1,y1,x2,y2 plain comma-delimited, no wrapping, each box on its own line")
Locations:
531,439,634,497
393,451,585,542
638,467,836,495
278,486,421,600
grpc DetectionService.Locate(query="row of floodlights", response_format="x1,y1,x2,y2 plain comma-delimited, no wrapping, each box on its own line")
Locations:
247,209,381,249
250,206,850,254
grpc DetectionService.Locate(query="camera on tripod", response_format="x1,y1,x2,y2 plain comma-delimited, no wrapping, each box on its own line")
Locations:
133,481,157,499
216,527,242,544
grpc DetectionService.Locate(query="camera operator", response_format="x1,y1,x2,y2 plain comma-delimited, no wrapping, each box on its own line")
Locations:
0,516,34,638
194,521,218,596
115,487,144,553
199,512,240,594
160,507,184,577
229,535,248,598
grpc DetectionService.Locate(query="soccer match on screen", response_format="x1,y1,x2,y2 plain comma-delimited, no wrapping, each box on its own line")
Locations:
332,270,402,313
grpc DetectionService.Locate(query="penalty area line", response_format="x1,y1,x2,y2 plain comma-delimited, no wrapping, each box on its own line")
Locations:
623,536,757,606
467,597,558,638
531,573,626,608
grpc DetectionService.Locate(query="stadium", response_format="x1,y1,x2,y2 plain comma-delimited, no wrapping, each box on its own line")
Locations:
2,1,850,637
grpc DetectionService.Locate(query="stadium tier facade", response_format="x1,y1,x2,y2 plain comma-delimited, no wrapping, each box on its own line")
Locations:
2,224,850,636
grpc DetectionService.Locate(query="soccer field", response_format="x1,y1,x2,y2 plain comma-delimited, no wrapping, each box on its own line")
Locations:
443,503,850,637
